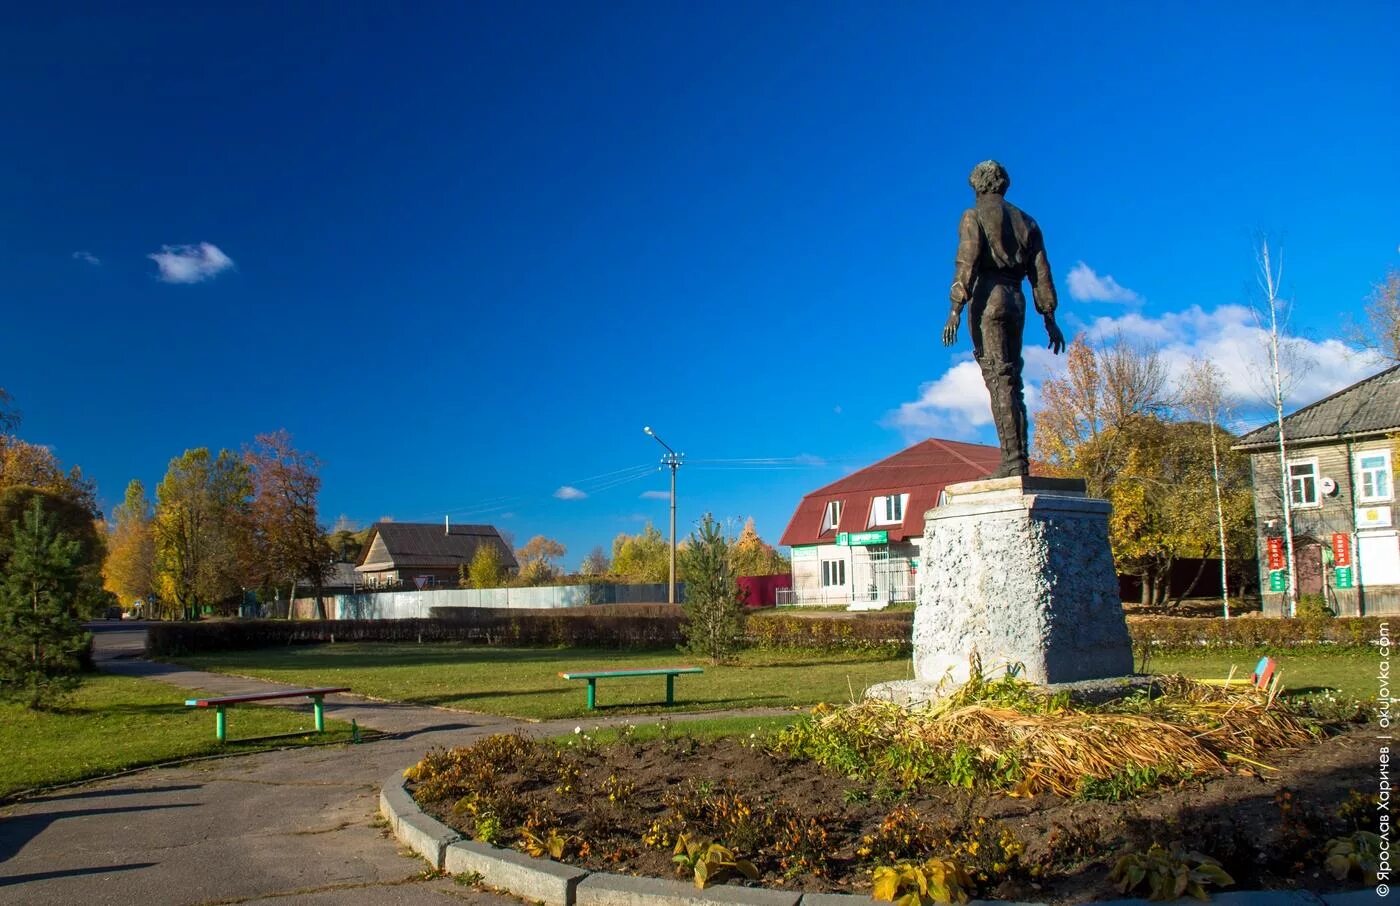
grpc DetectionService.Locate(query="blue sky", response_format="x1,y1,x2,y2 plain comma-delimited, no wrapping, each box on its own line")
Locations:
4,2,1398,566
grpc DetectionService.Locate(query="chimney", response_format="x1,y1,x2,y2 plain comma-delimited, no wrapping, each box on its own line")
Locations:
445,515,450,535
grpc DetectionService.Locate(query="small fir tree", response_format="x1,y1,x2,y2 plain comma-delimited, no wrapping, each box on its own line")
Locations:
680,514,745,664
0,498,90,709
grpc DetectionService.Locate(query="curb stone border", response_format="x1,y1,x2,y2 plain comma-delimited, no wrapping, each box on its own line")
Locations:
380,772,1376,906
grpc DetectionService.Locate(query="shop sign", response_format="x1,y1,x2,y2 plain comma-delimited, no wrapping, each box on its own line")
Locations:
1332,532,1352,567
836,530,889,547
1266,537,1285,570
1335,566,1355,589
1268,569,1288,593
1357,506,1393,529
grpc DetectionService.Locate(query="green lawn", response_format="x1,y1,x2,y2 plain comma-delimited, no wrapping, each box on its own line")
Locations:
0,673,354,798
1150,647,1376,699
174,645,912,720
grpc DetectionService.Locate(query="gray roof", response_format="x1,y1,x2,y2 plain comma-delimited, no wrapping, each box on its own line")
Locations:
1234,364,1400,450
355,522,518,571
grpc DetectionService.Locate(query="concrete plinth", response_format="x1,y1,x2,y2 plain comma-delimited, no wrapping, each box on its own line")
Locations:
902,476,1133,689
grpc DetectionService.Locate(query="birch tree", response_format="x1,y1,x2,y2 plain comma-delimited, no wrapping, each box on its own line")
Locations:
1257,240,1301,617
1178,359,1236,618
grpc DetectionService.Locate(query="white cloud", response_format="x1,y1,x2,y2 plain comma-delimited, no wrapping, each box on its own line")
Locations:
148,242,234,284
639,490,670,500
1067,262,1140,303
885,304,1386,444
883,359,994,440
554,486,588,500
72,250,101,266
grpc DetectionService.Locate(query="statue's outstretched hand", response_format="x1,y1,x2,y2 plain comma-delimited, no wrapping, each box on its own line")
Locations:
942,311,960,347
1045,317,1066,354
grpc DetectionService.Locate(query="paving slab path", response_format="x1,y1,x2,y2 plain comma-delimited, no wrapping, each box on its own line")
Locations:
0,623,786,906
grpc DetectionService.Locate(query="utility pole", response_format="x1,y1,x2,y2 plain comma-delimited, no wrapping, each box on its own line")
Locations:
644,426,684,604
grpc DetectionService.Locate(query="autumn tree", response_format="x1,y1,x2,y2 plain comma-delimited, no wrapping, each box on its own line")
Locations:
245,431,334,618
154,448,252,620
679,514,745,664
1034,335,1172,497
610,523,672,583
579,546,610,577
515,535,566,586
0,438,99,515
1089,416,1254,607
103,479,157,611
0,387,18,435
1350,269,1400,364
0,499,94,708
467,542,508,588
728,518,789,577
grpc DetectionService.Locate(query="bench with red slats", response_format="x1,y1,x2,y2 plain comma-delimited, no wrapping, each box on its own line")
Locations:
185,686,350,742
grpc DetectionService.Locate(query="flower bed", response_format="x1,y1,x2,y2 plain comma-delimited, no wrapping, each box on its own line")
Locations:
406,677,1377,903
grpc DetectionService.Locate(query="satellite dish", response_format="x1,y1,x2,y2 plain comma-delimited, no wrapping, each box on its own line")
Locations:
1320,477,1338,496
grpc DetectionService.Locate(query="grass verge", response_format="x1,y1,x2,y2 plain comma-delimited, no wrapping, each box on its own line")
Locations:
1148,646,1375,699
0,673,354,798
173,644,911,719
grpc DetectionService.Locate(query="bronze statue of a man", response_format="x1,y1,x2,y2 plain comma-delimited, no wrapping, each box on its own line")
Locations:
942,160,1066,478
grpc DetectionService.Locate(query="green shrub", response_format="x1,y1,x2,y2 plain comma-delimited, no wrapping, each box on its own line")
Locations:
1127,615,1383,650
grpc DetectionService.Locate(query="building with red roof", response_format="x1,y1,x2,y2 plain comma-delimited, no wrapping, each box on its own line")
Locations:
778,438,1001,606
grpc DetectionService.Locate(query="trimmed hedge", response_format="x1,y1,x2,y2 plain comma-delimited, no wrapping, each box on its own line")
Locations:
1127,615,1387,650
144,608,917,656
145,609,1388,658
146,607,684,656
744,613,913,653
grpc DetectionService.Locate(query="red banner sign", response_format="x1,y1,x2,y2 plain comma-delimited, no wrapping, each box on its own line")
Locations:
1266,537,1285,570
1332,532,1352,567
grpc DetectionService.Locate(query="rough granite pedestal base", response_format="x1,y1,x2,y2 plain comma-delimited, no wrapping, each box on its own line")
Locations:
868,477,1134,703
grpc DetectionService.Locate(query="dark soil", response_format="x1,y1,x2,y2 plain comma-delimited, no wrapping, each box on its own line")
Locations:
414,724,1379,904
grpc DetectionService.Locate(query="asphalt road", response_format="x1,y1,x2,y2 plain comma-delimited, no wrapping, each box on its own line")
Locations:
0,622,522,906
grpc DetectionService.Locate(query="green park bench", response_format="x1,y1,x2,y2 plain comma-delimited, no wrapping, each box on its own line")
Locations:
559,667,703,710
185,686,350,742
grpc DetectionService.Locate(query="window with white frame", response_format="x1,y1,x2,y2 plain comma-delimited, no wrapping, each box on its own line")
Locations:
873,493,906,525
1288,459,1319,508
1356,450,1392,503
822,500,843,532
821,559,846,587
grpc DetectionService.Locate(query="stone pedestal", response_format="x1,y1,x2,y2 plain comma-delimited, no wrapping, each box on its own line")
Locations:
873,477,1134,700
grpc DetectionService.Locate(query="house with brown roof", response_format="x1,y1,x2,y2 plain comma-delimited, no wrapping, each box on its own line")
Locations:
1233,364,1400,616
354,520,518,589
778,438,1001,607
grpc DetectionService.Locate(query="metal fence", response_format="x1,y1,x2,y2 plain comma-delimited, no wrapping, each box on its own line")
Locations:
779,555,916,608
316,582,684,620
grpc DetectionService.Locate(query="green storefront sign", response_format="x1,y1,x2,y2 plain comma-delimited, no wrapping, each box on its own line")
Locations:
1268,570,1288,593
1335,566,1355,589
836,530,888,547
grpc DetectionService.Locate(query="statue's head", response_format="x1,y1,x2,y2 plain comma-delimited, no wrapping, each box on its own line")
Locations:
968,160,1010,196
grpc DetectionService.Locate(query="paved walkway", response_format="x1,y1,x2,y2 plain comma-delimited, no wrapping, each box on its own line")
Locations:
0,624,740,906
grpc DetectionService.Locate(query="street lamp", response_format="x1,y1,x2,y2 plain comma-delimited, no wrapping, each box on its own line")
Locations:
643,426,684,605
